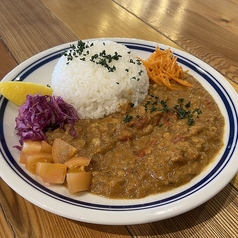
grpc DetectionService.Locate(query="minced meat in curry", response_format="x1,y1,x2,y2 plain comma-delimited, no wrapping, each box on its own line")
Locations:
46,74,224,199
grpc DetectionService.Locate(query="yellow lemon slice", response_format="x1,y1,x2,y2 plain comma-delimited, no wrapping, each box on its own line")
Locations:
0,81,53,106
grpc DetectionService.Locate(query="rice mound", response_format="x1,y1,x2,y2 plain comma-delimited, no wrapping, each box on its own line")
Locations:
52,40,149,119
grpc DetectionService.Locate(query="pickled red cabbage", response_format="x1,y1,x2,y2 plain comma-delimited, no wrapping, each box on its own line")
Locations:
15,94,79,145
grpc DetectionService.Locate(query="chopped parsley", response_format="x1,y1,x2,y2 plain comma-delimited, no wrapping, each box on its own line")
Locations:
138,70,144,76
63,40,89,64
130,59,135,64
173,98,202,125
123,114,133,122
90,50,121,72
62,40,122,72
143,96,202,125
136,59,142,65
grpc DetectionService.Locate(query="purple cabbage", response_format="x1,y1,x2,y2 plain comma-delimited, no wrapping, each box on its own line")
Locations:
15,94,79,145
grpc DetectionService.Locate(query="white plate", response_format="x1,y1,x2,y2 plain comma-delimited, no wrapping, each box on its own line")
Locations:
0,38,238,225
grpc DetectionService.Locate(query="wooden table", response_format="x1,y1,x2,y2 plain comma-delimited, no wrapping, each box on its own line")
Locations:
0,0,237,237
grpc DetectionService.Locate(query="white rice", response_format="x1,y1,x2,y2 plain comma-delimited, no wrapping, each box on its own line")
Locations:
52,40,149,119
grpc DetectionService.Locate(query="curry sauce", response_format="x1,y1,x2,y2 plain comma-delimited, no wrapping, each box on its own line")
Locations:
46,74,224,199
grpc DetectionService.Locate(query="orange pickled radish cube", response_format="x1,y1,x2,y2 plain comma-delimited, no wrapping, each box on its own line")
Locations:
64,157,91,169
52,138,77,164
25,152,53,174
22,140,42,154
66,172,92,194
20,151,27,164
36,162,67,184
40,140,52,153
67,166,85,173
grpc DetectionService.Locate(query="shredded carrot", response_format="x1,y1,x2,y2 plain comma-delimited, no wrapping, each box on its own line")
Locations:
140,46,192,89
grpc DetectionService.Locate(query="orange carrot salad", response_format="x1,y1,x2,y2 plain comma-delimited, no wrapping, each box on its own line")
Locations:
141,46,192,89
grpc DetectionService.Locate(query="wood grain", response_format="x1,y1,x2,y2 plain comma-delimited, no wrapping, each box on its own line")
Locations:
113,0,238,85
128,184,238,237
0,39,17,80
0,0,78,63
0,179,131,238
41,0,179,47
0,0,238,236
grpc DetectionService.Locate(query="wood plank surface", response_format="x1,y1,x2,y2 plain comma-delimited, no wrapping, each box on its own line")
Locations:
0,39,18,80
128,184,238,237
0,179,131,238
0,0,78,63
0,0,238,237
41,0,179,46
113,0,238,85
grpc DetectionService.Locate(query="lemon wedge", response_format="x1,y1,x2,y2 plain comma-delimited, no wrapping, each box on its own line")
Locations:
0,81,53,106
